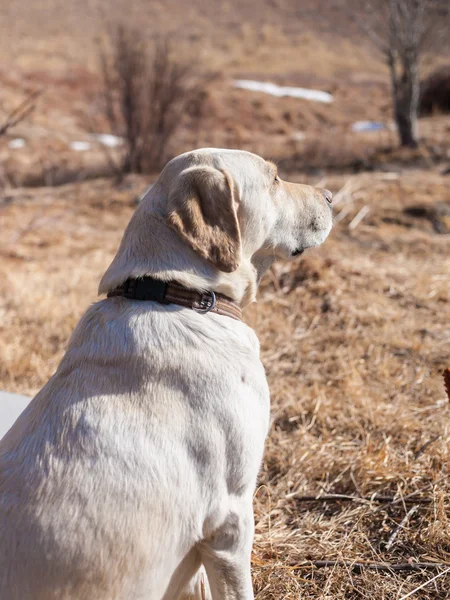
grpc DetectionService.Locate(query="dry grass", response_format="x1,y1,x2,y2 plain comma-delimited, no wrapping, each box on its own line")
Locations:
1,2,450,596
246,171,450,598
1,0,449,184
1,169,449,597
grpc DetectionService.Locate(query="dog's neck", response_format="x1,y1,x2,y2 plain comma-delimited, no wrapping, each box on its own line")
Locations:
99,200,264,307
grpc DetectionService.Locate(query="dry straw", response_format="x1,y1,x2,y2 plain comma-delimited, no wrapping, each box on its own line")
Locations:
1,170,450,598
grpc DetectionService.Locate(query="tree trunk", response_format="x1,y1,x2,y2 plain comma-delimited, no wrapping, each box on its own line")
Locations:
387,0,422,148
395,111,418,148
394,62,420,148
394,86,419,148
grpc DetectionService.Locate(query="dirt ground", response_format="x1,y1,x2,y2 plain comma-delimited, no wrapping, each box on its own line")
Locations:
1,0,450,597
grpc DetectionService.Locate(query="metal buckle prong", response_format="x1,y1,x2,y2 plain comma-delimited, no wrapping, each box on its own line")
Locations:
193,291,216,314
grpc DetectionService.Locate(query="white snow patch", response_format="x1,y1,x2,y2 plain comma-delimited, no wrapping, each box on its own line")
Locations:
92,133,124,148
233,80,333,103
70,141,92,152
8,138,26,149
352,121,385,133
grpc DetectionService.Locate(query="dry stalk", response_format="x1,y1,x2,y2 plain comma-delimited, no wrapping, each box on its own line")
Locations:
372,474,450,514
348,205,370,230
290,560,450,573
413,434,441,460
385,505,418,551
398,567,450,600
286,493,432,505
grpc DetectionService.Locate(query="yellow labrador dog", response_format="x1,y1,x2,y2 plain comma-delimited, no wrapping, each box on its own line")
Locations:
0,149,332,599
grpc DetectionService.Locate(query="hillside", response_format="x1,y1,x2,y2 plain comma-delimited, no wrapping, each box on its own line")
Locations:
1,0,449,186
1,0,450,597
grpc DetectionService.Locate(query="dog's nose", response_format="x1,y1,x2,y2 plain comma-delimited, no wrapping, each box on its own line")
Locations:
323,189,333,205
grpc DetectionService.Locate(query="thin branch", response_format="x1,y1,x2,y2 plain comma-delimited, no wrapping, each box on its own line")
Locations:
287,493,432,504
373,474,450,513
385,505,418,551
413,434,441,460
346,2,390,57
349,205,371,230
332,178,354,206
0,90,41,136
290,560,450,573
398,567,450,599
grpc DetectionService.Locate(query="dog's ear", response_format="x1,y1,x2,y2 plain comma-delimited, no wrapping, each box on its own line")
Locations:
167,166,241,273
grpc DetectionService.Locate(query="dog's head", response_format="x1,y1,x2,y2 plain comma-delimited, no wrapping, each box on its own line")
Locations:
164,149,332,273
100,149,332,305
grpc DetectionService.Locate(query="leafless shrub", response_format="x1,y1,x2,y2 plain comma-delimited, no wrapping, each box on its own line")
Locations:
99,27,216,175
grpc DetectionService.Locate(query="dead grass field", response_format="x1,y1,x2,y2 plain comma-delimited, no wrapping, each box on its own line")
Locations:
1,0,449,186
1,168,449,598
1,0,450,596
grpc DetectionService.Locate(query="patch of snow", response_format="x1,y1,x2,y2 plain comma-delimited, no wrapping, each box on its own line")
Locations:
352,121,385,133
233,80,333,103
8,138,26,149
92,133,124,148
70,141,91,152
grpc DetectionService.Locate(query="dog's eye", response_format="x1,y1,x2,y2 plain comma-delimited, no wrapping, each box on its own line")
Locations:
274,175,280,184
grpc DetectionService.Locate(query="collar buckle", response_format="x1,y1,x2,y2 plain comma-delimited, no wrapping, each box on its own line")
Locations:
193,291,216,314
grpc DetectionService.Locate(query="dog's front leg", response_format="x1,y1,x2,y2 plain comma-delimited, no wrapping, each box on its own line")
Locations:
199,502,255,600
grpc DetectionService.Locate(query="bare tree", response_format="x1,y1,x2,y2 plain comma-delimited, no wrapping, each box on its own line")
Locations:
357,0,448,147
99,27,216,174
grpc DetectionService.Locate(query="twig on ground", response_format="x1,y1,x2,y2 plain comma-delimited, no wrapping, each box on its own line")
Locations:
349,205,370,230
334,203,353,223
290,560,450,573
385,505,418,551
398,566,450,600
286,493,432,504
373,474,450,513
414,435,441,460
332,179,354,206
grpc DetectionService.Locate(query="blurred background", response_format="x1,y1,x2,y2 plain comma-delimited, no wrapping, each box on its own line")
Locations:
1,1,450,598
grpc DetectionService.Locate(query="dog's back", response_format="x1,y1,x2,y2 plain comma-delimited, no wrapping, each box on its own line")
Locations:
0,298,269,599
0,148,332,599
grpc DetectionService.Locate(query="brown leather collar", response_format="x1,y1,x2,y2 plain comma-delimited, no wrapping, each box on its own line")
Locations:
107,277,242,322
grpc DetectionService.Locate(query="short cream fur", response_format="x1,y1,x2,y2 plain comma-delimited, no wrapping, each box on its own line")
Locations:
0,149,332,599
